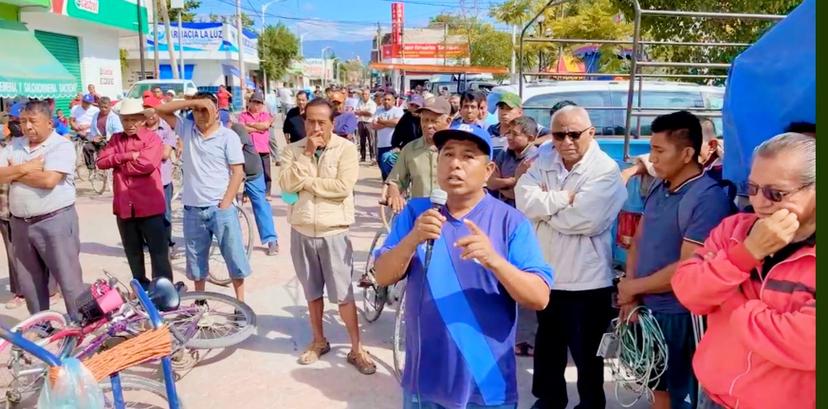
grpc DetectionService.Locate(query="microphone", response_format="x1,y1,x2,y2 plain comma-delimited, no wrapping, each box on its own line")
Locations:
424,188,448,268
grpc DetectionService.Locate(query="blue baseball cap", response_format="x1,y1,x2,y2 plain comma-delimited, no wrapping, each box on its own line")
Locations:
9,102,25,118
434,122,493,159
82,94,96,103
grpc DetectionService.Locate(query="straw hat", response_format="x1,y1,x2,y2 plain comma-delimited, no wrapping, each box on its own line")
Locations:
117,98,151,116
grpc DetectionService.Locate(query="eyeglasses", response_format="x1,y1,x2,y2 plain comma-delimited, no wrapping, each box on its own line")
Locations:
551,127,593,141
746,182,813,202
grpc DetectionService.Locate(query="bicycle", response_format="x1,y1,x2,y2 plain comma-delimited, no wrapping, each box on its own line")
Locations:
0,273,256,406
358,185,407,382
0,278,185,408
205,202,254,287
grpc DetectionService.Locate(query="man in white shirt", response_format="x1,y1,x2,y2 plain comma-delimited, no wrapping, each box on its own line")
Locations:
70,94,100,139
372,92,404,180
355,89,377,163
515,106,627,409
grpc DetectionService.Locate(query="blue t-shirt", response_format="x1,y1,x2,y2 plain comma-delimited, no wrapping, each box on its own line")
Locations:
175,118,245,207
635,173,732,314
377,194,554,409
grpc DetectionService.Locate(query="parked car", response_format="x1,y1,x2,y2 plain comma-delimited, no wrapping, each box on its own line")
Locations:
124,79,198,100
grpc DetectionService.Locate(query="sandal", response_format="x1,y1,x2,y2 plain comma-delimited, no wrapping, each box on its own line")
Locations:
347,349,377,375
515,342,534,357
5,296,25,310
298,339,331,365
49,292,62,306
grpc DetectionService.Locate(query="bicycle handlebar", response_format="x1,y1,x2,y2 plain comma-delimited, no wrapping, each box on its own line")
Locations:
130,279,163,330
0,325,62,367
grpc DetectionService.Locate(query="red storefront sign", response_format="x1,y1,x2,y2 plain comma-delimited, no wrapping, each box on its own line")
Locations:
391,2,403,44
382,43,469,59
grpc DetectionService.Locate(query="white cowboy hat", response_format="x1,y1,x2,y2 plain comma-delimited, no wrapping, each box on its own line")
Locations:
117,98,150,116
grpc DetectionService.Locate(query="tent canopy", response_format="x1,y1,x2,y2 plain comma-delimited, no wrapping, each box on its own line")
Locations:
722,0,815,194
0,20,77,99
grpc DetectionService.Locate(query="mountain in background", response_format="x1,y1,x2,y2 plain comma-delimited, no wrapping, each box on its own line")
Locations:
302,40,372,63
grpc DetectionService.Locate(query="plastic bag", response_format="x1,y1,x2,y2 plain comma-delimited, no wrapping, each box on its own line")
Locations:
38,358,104,409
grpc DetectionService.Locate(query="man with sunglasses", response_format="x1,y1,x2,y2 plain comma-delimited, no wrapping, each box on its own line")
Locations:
96,98,172,288
515,105,627,409
617,111,734,409
672,132,815,409
154,92,251,303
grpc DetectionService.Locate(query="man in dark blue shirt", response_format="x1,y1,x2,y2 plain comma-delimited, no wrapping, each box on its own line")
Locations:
374,122,554,409
618,111,733,409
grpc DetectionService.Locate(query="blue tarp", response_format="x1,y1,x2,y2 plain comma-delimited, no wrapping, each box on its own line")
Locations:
722,0,815,195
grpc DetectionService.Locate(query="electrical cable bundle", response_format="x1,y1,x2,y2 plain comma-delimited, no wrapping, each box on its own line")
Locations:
609,306,670,408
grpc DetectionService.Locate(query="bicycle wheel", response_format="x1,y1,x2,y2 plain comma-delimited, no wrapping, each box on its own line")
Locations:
91,169,108,195
100,374,185,409
392,287,406,383
361,229,388,323
162,291,257,350
0,311,75,405
207,204,253,287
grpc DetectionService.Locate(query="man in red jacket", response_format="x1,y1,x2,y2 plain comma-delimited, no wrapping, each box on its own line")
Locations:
672,132,815,409
96,98,172,288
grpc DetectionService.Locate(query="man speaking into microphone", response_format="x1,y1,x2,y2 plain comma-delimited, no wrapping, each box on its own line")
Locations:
374,123,554,409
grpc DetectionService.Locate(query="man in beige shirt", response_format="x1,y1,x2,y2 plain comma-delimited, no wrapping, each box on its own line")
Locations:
278,98,375,375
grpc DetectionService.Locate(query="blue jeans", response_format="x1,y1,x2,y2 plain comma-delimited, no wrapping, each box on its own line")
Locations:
403,394,516,409
378,147,398,181
183,205,252,281
244,173,277,245
163,183,173,245
219,109,231,127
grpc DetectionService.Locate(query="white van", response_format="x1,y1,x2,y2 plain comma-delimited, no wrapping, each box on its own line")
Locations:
125,79,198,100
494,80,725,137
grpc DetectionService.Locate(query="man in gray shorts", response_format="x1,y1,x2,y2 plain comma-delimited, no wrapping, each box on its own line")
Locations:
278,98,375,375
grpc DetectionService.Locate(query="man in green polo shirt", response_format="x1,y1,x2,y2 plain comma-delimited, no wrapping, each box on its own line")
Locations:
384,97,452,213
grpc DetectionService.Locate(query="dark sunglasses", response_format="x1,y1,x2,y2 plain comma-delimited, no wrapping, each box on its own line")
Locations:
746,182,812,202
551,127,593,141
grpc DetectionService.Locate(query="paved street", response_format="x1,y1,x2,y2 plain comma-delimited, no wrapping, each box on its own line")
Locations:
0,161,645,409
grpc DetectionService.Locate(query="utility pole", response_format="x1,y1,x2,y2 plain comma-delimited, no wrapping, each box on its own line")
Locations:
137,0,146,80
443,23,448,66
152,0,160,79
178,12,184,79
159,0,179,79
510,24,516,83
236,0,246,110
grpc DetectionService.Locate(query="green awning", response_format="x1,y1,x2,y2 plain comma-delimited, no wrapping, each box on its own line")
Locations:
0,20,77,99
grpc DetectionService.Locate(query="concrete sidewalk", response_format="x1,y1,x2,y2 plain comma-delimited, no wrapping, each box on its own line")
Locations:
0,163,647,409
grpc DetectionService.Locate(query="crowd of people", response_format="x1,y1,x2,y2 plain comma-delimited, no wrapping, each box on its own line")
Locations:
0,79,816,409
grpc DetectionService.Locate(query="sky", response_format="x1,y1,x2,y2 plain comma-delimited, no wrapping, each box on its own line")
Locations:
196,0,505,42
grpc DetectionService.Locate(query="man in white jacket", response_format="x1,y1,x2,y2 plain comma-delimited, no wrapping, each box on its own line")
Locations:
515,106,627,409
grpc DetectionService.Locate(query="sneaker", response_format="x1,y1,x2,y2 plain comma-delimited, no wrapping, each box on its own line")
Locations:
266,241,280,256
5,296,25,310
30,322,56,338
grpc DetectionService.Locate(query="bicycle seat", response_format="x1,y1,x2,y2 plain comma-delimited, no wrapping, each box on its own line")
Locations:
146,278,181,312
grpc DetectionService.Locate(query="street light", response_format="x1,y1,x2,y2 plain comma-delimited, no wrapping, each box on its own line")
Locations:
260,0,288,95
321,46,333,87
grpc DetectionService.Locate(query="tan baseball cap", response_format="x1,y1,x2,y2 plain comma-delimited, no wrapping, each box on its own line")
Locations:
416,97,451,116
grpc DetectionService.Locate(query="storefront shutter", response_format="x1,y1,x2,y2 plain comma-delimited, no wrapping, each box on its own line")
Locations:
34,30,81,112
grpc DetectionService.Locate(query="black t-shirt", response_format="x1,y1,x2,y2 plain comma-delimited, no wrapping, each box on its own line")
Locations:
390,110,422,150
230,123,263,178
283,107,306,143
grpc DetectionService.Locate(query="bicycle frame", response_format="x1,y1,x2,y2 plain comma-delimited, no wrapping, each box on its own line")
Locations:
0,279,180,409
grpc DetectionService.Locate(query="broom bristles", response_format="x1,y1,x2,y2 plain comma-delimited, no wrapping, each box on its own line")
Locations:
49,326,172,384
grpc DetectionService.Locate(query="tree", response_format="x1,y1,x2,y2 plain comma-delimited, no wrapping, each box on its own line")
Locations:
429,13,515,80
608,0,800,73
258,23,301,82
491,0,632,74
208,12,255,29
167,0,200,22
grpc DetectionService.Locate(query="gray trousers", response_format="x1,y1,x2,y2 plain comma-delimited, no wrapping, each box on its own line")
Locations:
11,205,85,320
0,219,18,295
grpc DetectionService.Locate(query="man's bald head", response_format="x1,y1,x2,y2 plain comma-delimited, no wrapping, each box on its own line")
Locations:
551,105,592,129
550,105,596,169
